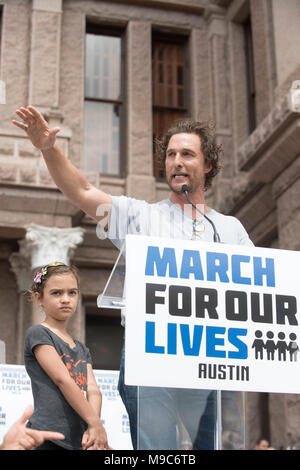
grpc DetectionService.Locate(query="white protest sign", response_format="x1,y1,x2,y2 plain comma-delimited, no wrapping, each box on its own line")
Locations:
125,234,300,394
0,365,132,449
0,364,34,442
93,369,132,449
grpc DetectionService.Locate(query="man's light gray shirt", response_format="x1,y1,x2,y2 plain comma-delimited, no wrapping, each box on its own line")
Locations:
97,196,253,325
99,196,254,248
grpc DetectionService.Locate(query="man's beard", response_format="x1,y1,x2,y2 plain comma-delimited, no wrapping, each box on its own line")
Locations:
167,180,184,194
166,176,193,194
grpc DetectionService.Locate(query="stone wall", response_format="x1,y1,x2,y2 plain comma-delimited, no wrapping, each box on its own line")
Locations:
0,0,299,450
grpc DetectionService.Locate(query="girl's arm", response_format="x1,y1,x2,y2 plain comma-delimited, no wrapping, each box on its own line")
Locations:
82,364,111,450
86,364,102,415
33,344,108,450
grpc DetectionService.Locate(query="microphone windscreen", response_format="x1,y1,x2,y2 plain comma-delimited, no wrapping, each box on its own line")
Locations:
181,184,189,193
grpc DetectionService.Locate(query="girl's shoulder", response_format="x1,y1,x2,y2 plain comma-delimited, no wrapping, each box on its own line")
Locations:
25,323,47,338
25,325,52,344
24,324,55,351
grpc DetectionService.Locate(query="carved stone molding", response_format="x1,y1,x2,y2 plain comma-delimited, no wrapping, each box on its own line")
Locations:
209,0,232,7
237,81,300,171
24,223,85,269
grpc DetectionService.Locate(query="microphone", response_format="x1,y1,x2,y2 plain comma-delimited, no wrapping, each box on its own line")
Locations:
181,184,221,243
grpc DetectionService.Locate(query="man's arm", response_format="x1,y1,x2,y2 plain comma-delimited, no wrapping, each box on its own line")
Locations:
12,106,111,222
0,405,65,450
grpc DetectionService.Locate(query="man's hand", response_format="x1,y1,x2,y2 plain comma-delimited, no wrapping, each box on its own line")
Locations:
12,105,60,150
1,405,65,450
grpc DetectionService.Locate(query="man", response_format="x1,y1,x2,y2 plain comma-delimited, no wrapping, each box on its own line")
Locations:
12,107,252,450
254,438,270,450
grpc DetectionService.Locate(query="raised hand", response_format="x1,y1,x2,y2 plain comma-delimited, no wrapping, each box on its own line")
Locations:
12,106,60,150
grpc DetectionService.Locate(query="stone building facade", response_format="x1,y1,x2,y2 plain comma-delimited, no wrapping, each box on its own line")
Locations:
0,0,299,449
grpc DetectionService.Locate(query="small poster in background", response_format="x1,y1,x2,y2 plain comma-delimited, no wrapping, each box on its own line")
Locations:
0,364,132,450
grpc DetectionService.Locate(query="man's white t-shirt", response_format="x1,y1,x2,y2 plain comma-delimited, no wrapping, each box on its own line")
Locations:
100,195,254,248
98,196,253,325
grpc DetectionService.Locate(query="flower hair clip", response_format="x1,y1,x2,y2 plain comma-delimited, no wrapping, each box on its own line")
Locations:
33,261,66,285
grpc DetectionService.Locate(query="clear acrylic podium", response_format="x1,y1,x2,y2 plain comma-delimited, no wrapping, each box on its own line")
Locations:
97,243,246,450
136,388,245,450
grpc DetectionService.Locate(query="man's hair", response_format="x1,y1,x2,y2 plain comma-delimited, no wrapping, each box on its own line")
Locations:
155,119,222,190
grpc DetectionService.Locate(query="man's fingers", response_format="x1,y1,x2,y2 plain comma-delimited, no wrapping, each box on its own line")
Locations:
18,405,34,425
18,437,35,450
15,109,34,127
12,119,27,131
19,107,36,121
27,105,43,119
50,127,61,137
14,107,37,129
25,428,65,441
15,109,28,121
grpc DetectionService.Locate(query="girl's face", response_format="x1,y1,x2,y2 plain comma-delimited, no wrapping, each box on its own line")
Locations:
35,273,79,322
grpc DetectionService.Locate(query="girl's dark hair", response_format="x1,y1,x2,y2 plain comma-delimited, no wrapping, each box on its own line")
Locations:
155,119,222,190
31,263,80,298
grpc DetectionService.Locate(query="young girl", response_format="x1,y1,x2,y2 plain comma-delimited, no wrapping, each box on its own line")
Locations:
24,262,110,450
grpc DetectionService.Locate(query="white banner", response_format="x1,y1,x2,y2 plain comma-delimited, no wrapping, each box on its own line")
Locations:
125,234,300,394
0,364,132,449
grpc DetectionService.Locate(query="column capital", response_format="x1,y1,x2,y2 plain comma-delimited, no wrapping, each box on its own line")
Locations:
204,3,228,40
24,223,85,269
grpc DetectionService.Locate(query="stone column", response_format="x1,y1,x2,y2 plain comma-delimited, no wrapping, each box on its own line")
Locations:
9,244,33,364
205,5,231,132
28,0,72,178
125,21,156,202
204,5,234,209
189,27,211,121
29,0,63,110
250,0,276,123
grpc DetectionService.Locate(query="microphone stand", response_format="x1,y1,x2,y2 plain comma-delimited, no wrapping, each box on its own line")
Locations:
181,184,221,243
182,183,223,449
